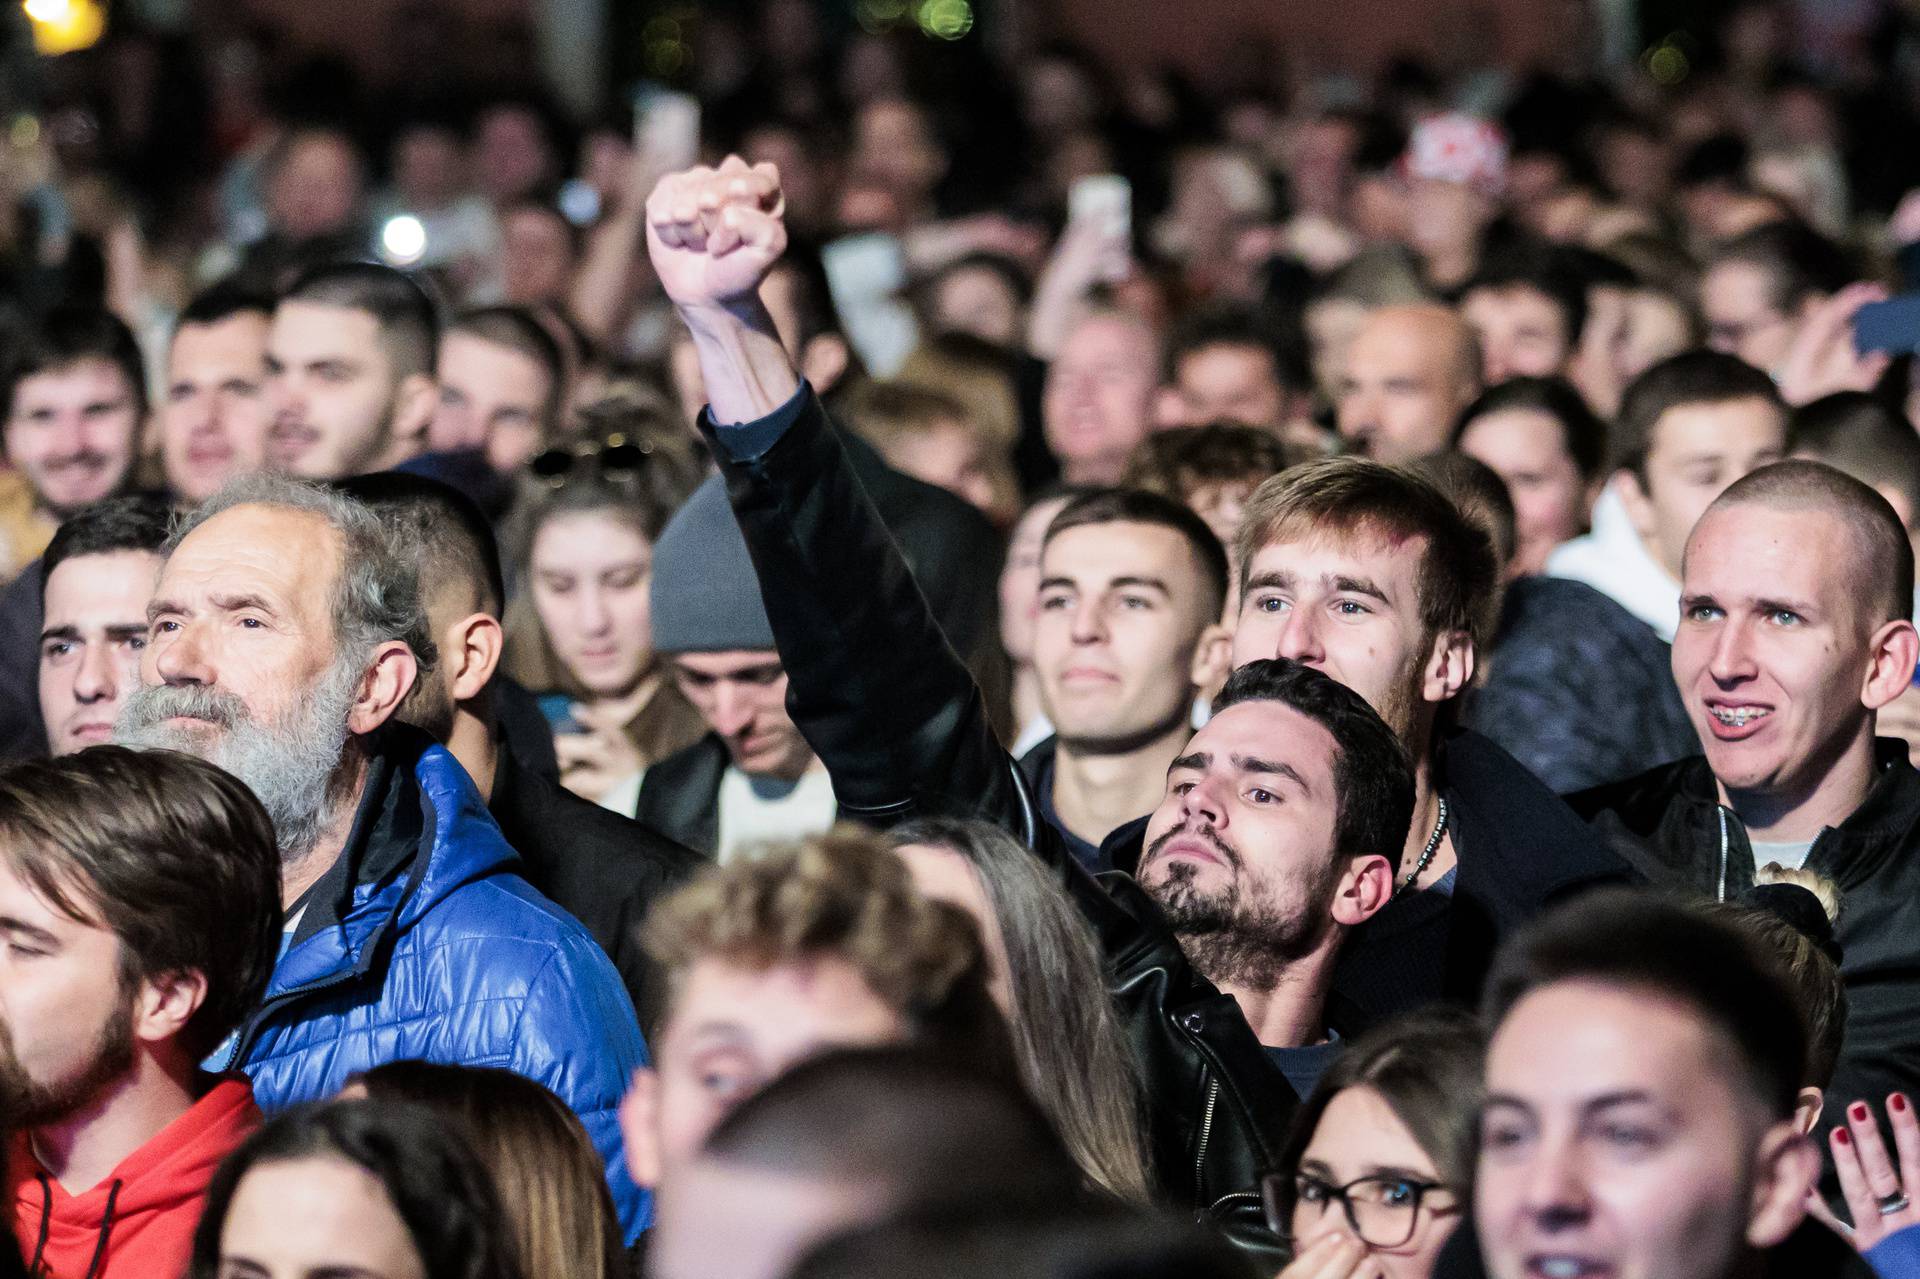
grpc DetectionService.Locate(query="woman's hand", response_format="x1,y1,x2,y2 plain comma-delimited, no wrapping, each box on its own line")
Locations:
555,704,646,805
1275,1231,1386,1279
1816,1094,1920,1251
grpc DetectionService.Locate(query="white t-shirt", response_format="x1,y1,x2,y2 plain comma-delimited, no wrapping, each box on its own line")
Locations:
715,765,838,863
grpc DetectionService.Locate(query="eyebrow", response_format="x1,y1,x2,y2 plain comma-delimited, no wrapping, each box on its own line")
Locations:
1167,751,1311,795
0,916,60,948
1242,568,1391,605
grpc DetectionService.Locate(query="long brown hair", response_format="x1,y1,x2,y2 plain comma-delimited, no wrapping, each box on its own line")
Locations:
351,1062,622,1279
890,818,1154,1205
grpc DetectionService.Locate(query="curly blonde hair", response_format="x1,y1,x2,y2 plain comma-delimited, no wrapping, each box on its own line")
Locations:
644,827,1009,1059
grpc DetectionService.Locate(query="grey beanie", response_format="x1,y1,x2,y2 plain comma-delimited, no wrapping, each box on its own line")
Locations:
649,472,777,653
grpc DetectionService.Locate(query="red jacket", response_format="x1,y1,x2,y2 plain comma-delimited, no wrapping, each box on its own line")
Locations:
9,1077,260,1279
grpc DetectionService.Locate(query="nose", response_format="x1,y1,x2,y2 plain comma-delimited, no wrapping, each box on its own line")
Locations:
1518,1133,1593,1228
71,643,118,704
1707,617,1759,686
1068,598,1107,646
150,623,211,688
1271,606,1325,665
707,681,755,738
573,586,612,638
1179,772,1228,830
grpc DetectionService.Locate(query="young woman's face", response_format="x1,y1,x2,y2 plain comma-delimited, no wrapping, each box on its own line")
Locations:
530,509,656,697
215,1155,428,1279
1290,1085,1462,1279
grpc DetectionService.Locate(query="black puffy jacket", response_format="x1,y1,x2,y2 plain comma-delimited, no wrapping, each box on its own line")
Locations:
704,387,1299,1261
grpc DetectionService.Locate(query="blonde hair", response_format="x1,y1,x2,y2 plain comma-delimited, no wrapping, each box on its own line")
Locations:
645,827,1009,1056
1705,866,1847,1087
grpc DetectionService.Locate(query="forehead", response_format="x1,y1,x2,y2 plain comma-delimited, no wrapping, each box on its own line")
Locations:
668,955,902,1051
1650,398,1786,457
1179,343,1274,378
1059,316,1155,365
44,550,162,619
1246,528,1426,595
1459,408,1570,461
13,358,135,405
0,850,103,932
170,313,269,367
1348,319,1449,377
1463,284,1560,324
165,504,342,594
531,510,650,564
269,301,383,357
438,330,549,393
1684,501,1853,597
1302,1085,1434,1173
1487,981,1728,1101
1042,519,1199,579
672,650,784,678
1189,699,1339,790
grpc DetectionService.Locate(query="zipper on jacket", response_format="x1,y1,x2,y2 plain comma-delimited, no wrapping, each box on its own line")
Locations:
1192,1076,1220,1203
1716,807,1730,902
1207,1189,1263,1217
216,967,370,1072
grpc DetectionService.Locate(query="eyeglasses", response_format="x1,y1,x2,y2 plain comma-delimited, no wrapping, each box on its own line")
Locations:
528,436,653,487
1262,1171,1455,1250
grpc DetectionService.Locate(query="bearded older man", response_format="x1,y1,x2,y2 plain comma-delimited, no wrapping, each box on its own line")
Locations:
112,474,653,1241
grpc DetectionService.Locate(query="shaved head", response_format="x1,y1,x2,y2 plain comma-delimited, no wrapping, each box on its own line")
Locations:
1336,304,1482,462
1696,459,1913,629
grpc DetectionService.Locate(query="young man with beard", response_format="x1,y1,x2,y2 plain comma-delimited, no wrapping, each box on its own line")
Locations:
1,747,282,1279
1020,489,1232,866
1572,461,1920,1137
642,157,1417,1260
263,262,438,481
111,475,652,1241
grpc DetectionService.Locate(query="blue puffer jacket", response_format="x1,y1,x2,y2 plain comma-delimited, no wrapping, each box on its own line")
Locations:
211,733,652,1239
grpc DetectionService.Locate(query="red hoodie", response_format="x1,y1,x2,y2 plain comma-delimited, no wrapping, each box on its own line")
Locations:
8,1077,260,1279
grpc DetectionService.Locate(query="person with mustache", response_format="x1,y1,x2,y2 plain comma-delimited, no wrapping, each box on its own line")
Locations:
111,473,651,1243
640,157,1417,1261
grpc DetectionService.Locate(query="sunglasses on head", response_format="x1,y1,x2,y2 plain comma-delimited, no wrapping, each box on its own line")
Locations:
528,436,653,486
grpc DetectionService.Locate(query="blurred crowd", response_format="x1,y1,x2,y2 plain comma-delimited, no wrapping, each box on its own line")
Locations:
12,0,1920,1276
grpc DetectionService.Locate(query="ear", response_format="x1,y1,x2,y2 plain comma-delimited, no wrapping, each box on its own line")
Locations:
1421,627,1475,706
347,640,420,735
620,1066,665,1189
1863,619,1920,712
446,613,505,703
1614,469,1658,543
1745,1120,1820,1250
133,968,209,1046
1793,1086,1826,1137
390,372,439,449
1189,622,1233,694
799,335,851,395
1330,853,1394,928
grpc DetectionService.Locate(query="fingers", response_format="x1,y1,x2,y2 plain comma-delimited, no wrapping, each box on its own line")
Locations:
1833,1113,1885,1237
1890,1094,1920,1208
647,156,784,257
1848,1100,1904,1202
1276,1231,1369,1279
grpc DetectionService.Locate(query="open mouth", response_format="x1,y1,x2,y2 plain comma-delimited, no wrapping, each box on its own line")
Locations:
1526,1257,1610,1279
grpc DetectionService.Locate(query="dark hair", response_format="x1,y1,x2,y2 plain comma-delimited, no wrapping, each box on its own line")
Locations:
351,1063,621,1279
1272,1008,1486,1226
1482,889,1809,1120
1453,375,1610,482
0,747,282,1057
1612,351,1784,481
1165,305,1311,395
177,282,276,332
790,1208,1251,1279
1463,244,1590,346
1707,220,1854,314
339,471,506,617
1237,457,1501,651
919,252,1033,310
0,306,148,425
703,1045,1089,1215
1707,459,1915,626
188,1099,524,1279
1212,659,1415,874
1122,423,1296,507
1045,488,1230,619
1704,877,1847,1090
446,305,567,430
39,495,175,612
1790,391,1920,528
280,261,441,381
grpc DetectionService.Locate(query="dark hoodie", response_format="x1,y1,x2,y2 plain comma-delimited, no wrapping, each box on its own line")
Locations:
7,1077,259,1279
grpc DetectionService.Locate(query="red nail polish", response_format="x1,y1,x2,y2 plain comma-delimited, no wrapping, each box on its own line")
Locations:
1837,1128,1853,1146
1853,1102,1871,1122
1895,1095,1910,1114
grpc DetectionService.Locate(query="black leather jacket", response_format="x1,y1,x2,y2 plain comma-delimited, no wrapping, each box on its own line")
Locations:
703,387,1298,1260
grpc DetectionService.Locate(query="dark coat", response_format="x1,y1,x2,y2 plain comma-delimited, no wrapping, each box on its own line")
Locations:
633,733,731,857
0,562,46,761
1571,742,1920,1126
489,741,706,1035
1433,1215,1876,1279
702,386,1298,1262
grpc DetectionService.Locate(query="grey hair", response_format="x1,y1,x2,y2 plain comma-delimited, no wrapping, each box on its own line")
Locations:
171,474,439,677
890,817,1154,1206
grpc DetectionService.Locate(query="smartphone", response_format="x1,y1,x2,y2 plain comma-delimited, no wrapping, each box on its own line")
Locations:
634,85,701,170
822,232,919,377
1854,295,1920,356
537,693,587,737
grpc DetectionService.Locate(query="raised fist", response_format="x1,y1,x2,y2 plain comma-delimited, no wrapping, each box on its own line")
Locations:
646,156,787,310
